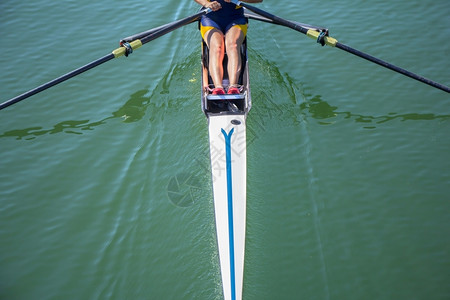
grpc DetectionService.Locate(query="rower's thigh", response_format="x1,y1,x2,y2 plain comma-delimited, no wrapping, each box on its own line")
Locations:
204,28,225,50
225,25,245,49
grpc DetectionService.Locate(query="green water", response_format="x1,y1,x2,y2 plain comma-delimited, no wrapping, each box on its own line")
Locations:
1,0,449,299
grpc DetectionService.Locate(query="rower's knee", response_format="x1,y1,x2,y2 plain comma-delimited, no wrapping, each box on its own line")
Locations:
211,44,224,57
209,39,225,59
225,40,239,53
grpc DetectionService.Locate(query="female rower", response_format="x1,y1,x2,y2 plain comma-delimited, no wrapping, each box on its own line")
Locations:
194,0,263,95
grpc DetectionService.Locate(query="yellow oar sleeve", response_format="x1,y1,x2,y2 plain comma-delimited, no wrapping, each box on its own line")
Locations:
306,29,338,47
112,40,143,58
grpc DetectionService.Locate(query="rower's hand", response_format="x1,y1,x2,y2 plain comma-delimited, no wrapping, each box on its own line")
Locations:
206,1,222,11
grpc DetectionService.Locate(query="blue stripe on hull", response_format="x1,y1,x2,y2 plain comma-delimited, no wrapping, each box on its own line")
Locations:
221,128,236,300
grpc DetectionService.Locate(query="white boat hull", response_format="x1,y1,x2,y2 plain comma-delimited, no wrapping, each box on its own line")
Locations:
201,26,250,299
208,114,247,300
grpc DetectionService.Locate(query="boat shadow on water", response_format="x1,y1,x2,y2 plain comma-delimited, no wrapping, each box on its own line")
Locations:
2,93,447,141
299,95,449,129
0,52,200,141
1,52,448,141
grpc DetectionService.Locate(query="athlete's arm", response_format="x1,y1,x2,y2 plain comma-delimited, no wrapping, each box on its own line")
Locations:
226,0,263,3
194,0,222,11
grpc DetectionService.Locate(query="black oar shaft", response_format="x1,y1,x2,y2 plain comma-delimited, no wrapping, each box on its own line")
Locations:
0,54,114,110
241,2,308,34
121,9,210,44
237,1,449,93
244,10,327,32
120,22,177,44
335,42,450,93
141,10,203,44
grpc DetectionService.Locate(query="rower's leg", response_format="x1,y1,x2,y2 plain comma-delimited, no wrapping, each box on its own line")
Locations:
204,29,225,88
225,26,245,87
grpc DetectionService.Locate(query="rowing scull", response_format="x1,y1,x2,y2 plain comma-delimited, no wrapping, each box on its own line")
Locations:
201,23,251,300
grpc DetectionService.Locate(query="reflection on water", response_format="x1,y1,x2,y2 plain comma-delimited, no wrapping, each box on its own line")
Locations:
250,49,450,131
301,94,450,128
0,52,199,141
0,119,112,140
0,89,151,140
112,90,150,123
2,52,449,141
